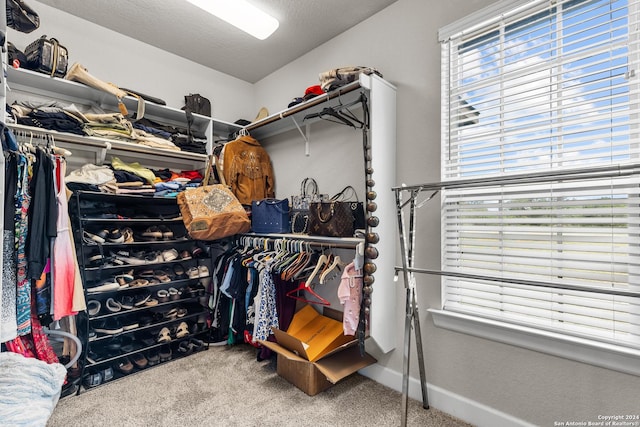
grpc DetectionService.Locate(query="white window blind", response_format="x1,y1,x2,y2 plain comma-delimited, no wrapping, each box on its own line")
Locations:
440,0,640,349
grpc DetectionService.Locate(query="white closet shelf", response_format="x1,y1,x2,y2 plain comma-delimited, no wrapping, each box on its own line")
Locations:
6,67,240,135
244,79,365,141
8,123,208,171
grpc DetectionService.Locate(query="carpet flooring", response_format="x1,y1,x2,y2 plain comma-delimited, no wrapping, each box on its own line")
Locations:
47,343,472,427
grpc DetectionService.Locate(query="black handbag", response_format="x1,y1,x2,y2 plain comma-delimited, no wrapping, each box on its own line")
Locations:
251,199,291,234
331,186,365,231
182,93,211,117
24,35,68,78
6,0,40,33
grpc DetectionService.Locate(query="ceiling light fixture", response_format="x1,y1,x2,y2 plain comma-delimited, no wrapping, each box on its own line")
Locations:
186,0,279,40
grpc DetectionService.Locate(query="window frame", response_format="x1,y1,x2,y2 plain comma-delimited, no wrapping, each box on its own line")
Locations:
437,0,640,375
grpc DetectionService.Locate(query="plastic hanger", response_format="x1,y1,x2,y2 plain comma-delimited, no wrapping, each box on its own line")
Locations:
320,254,344,284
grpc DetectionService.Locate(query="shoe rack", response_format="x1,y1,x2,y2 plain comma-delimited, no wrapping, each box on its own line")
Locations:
70,190,213,393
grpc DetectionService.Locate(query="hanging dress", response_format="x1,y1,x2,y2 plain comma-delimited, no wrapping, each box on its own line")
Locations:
15,152,32,335
51,156,77,320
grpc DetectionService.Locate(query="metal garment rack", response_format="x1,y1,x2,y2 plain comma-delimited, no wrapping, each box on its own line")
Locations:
392,162,640,426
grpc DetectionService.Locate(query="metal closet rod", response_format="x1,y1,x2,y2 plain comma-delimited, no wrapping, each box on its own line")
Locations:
237,233,362,250
242,80,363,132
393,162,640,193
394,266,640,299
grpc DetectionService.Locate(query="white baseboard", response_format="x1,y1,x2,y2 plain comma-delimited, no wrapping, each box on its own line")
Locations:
358,364,537,427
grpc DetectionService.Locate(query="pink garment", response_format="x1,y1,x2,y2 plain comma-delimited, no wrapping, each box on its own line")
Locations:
337,262,363,336
52,157,76,320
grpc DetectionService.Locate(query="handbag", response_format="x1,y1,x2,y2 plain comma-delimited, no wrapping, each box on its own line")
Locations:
177,185,250,240
24,35,68,78
290,177,329,234
331,185,365,230
6,0,40,33
291,177,329,211
308,201,355,237
251,198,290,234
182,93,211,117
177,155,250,240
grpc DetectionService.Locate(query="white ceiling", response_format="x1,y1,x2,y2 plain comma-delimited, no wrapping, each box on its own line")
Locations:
36,0,398,83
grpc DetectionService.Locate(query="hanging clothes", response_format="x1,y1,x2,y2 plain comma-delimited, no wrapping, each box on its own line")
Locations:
338,261,363,336
222,135,275,205
15,152,32,335
1,153,19,342
27,148,58,280
51,156,79,320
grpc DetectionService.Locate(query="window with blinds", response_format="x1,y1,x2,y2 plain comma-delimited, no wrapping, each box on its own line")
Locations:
440,0,640,349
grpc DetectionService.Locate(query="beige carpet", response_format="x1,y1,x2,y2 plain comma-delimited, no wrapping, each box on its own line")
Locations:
47,344,472,427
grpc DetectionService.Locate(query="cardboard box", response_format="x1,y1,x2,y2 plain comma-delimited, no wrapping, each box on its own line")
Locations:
259,304,376,396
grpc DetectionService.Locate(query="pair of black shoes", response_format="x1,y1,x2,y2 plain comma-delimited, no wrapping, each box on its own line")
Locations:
83,366,114,388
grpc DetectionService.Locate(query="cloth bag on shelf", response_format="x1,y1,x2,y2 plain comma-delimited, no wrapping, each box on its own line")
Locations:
177,185,250,240
177,155,250,240
251,198,290,234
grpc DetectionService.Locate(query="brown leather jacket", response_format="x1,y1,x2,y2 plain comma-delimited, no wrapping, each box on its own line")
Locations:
222,135,275,205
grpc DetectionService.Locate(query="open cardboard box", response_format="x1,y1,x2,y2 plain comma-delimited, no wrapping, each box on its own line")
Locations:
259,304,376,396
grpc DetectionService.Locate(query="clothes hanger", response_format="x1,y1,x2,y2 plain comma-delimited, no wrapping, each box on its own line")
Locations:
285,280,331,306
320,254,345,284
304,107,356,128
303,252,329,285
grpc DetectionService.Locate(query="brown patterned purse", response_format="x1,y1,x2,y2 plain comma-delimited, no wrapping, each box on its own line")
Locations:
308,201,355,237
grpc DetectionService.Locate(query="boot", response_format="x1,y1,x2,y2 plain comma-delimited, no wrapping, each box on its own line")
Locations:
65,63,144,118
65,62,127,98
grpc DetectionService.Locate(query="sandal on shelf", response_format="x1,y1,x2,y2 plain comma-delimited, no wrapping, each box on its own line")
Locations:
133,291,151,307
173,264,187,280
141,226,163,240
162,308,178,321
162,248,179,262
87,300,101,316
159,344,172,362
144,297,159,307
168,287,181,301
122,227,134,243
178,340,193,356
115,357,134,374
157,327,172,343
153,270,171,283
175,321,189,339
146,350,160,366
107,228,124,243
105,298,122,313
115,273,134,287
129,279,149,288
138,269,155,279
131,353,148,369
187,267,200,280
189,338,205,352
198,265,211,287
159,225,174,240
156,289,170,303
